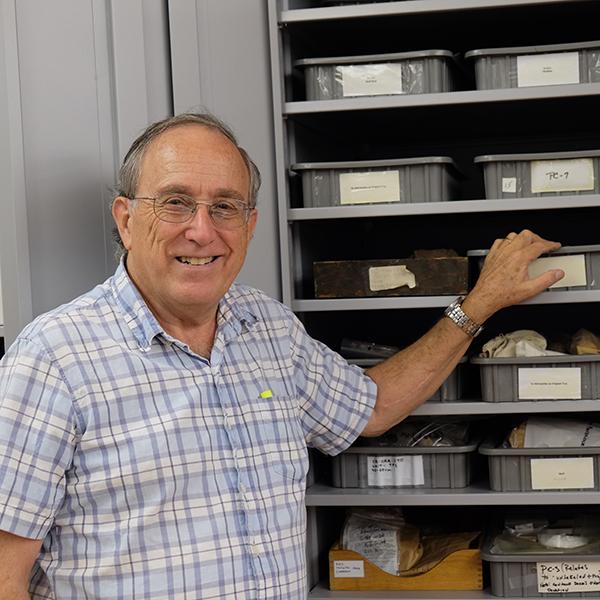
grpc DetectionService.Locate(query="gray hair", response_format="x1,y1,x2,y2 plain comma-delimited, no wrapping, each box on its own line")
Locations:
113,112,261,252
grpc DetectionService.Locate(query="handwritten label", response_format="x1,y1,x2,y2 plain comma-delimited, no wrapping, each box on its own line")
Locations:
537,561,600,593
334,560,365,578
531,457,595,490
518,367,581,400
530,158,594,193
340,63,403,97
528,254,587,289
367,455,425,486
339,170,400,205
502,177,517,193
517,51,580,87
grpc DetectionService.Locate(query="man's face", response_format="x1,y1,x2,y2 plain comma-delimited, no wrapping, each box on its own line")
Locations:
113,124,257,322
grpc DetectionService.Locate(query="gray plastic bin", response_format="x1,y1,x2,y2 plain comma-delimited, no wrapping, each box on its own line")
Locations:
348,357,465,402
468,244,600,292
479,438,600,492
474,150,600,199
332,441,477,488
471,354,600,403
295,50,456,100
292,157,460,208
481,533,600,597
466,40,600,90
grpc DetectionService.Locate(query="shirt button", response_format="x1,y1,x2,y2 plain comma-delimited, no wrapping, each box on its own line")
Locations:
234,449,244,462
250,541,262,556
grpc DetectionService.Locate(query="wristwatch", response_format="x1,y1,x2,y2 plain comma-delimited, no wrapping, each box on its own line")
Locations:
444,296,483,338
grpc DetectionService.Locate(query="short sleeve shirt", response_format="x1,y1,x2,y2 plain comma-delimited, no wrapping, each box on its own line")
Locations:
0,262,377,599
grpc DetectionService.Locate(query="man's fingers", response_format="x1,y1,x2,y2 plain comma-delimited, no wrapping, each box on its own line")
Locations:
521,239,562,262
521,269,565,297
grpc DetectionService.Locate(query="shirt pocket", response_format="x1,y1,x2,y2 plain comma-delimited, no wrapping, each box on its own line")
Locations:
248,396,309,483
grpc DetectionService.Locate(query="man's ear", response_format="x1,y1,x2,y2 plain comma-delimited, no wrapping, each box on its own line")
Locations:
112,196,133,251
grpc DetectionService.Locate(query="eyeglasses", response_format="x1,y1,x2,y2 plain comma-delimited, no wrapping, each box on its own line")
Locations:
129,194,254,230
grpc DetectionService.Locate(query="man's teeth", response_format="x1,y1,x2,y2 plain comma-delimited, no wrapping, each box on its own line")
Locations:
178,256,215,265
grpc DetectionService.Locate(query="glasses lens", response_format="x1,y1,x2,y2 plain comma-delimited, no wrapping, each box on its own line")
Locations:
209,200,249,230
155,195,196,223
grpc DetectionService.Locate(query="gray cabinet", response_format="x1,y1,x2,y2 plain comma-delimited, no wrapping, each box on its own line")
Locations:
268,0,600,596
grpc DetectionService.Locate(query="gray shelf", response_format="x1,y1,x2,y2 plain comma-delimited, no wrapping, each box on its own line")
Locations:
282,0,579,23
285,84,600,115
309,584,496,600
293,290,600,312
306,482,600,506
412,399,600,416
288,195,600,220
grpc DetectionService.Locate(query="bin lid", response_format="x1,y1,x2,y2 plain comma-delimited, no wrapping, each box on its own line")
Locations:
466,39,600,59
474,149,600,163
467,244,600,257
295,49,454,67
478,437,600,456
291,156,457,170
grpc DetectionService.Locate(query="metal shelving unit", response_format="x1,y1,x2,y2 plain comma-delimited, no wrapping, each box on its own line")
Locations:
268,0,600,596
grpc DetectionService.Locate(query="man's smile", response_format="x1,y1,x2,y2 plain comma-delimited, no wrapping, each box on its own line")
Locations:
176,256,218,265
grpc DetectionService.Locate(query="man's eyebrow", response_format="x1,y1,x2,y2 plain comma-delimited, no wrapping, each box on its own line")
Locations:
156,185,246,201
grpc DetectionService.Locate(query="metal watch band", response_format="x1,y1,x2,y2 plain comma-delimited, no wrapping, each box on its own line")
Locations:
443,296,484,338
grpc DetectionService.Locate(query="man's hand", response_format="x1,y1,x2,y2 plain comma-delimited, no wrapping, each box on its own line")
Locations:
0,530,41,599
462,229,563,324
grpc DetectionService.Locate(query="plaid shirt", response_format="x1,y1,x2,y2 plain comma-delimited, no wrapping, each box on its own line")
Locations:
0,261,376,599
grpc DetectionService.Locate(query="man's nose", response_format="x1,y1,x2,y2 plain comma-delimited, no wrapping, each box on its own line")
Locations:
183,204,217,242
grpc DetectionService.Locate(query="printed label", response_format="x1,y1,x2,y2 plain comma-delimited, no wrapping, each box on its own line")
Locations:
339,171,400,205
530,158,594,193
531,457,595,490
334,560,365,578
537,561,600,593
502,177,517,193
517,51,580,87
528,254,587,289
368,265,416,292
518,367,581,399
367,455,425,486
340,63,403,97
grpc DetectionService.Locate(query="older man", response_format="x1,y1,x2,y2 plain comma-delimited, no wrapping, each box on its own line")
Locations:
0,113,563,599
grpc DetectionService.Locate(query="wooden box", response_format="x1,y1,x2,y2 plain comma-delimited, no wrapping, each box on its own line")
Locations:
329,544,483,591
313,254,468,298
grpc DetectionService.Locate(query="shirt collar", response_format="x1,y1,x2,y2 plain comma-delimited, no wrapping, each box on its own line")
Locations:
111,259,258,351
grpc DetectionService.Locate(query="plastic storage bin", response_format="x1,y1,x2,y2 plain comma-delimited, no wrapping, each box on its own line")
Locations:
332,440,478,488
292,157,460,208
468,244,600,292
479,438,600,492
481,533,600,597
471,354,600,403
474,150,600,199
295,50,456,100
466,40,600,90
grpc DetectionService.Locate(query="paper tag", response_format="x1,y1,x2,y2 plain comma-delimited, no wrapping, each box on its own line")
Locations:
530,158,594,193
528,254,587,288
537,561,600,593
340,63,403,97
334,560,365,578
502,177,517,193
531,457,595,490
517,51,580,87
367,455,425,486
518,367,581,399
339,171,400,205
368,265,416,292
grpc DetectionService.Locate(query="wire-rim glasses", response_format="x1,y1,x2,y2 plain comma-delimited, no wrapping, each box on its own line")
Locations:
129,194,253,230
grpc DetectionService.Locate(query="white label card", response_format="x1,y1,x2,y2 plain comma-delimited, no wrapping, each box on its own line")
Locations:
367,455,425,486
530,158,594,193
334,560,365,578
528,254,587,289
517,51,580,87
340,63,403,97
531,457,595,490
368,265,416,292
537,561,600,593
339,171,400,205
518,367,581,399
502,177,517,193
